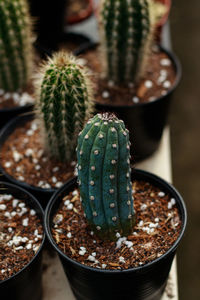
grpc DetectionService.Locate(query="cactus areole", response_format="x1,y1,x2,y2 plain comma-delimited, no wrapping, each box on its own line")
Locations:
77,113,135,240
0,0,33,92
37,52,93,162
100,0,152,84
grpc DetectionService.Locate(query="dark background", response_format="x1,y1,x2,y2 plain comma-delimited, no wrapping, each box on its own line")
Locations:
170,0,200,299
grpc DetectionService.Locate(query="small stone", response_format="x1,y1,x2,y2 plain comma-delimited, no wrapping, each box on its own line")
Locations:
30,209,36,216
132,96,139,103
18,176,25,181
144,80,153,88
35,165,41,171
13,150,22,162
0,204,6,210
102,91,110,98
67,232,72,238
119,256,125,263
158,191,165,197
87,255,96,262
140,204,147,211
55,182,63,188
163,80,171,89
22,218,29,226
52,166,59,172
67,203,73,210
4,161,12,168
160,58,171,66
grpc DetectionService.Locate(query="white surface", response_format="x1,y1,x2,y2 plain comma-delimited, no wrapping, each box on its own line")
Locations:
42,128,178,300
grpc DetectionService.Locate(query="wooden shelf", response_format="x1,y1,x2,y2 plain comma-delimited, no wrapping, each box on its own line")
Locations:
42,128,178,300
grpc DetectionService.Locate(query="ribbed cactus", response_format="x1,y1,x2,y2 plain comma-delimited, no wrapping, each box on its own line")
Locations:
0,0,33,92
100,0,153,84
77,113,135,240
36,52,94,162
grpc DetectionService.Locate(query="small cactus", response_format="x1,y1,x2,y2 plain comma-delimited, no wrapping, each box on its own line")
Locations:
0,0,33,92
100,0,154,84
36,52,94,162
77,113,135,240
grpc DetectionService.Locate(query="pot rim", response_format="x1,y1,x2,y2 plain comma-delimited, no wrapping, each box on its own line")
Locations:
0,112,56,194
76,42,182,109
44,168,187,274
0,181,45,285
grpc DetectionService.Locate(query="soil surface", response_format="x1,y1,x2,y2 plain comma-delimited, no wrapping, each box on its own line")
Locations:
67,0,89,18
0,193,43,281
0,88,34,109
1,120,75,189
79,46,176,106
52,180,182,270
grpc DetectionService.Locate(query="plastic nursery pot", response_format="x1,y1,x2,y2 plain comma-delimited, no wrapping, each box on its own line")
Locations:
0,112,56,208
45,169,187,300
0,104,33,130
0,181,45,300
66,0,93,25
155,0,172,42
76,43,181,162
28,0,66,52
34,32,92,59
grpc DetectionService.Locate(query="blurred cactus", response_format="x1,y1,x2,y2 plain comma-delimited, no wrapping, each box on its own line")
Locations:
77,113,135,240
36,52,94,162
0,0,33,92
100,0,154,84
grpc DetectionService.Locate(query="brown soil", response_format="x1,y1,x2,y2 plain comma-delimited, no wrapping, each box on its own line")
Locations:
1,120,75,189
67,0,89,18
79,46,176,106
52,180,182,270
0,193,43,281
0,85,34,110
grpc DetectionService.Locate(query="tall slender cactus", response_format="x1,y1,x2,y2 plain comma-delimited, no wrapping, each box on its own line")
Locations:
0,0,33,92
100,0,155,84
36,52,94,162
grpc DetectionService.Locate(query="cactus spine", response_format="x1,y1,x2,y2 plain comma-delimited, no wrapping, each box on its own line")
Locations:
77,113,135,240
100,0,153,84
0,0,33,92
36,52,94,162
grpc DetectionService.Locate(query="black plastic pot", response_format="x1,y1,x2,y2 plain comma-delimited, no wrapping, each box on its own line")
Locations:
0,104,33,130
76,43,182,161
29,0,67,52
45,169,187,300
0,181,45,300
0,112,56,208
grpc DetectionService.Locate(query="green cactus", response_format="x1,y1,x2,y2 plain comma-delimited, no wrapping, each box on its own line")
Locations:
100,0,154,84
0,0,33,92
77,113,135,240
36,52,94,162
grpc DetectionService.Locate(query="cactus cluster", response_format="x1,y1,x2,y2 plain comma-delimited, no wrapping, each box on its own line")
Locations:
0,0,33,92
77,113,135,240
100,0,154,84
36,52,94,162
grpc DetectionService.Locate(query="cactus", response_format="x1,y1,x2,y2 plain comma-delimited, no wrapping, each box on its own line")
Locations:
0,0,33,92
77,113,135,240
100,0,154,84
36,52,94,162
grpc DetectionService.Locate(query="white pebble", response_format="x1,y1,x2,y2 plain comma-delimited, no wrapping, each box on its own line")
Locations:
132,96,139,103
72,190,78,196
158,191,165,197
22,218,29,226
0,204,6,210
119,256,125,263
26,243,32,250
52,166,59,172
67,203,73,210
87,255,96,262
102,91,110,98
18,176,25,181
144,80,153,88
160,58,171,66
5,211,11,218
102,264,107,269
140,204,147,211
163,81,171,89
64,199,70,206
55,182,63,188
91,252,96,257
4,161,12,168
13,150,22,162
67,232,72,238
30,209,36,216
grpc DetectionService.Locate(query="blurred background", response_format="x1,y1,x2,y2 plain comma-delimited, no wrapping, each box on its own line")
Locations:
170,1,200,299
